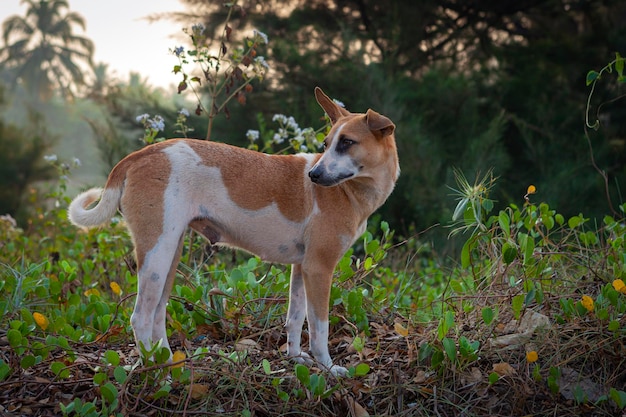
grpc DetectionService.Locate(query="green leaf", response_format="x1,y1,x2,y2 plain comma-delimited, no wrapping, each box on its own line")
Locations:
608,320,620,332
482,198,494,213
518,233,535,265
114,366,127,384
354,363,370,376
262,359,271,375
51,361,70,379
352,336,364,353
442,337,457,362
512,294,524,320
459,336,479,359
153,383,171,400
567,215,583,229
93,371,107,385
555,213,564,225
363,257,373,270
295,364,310,386
0,360,11,381
502,242,517,264
586,70,599,86
498,211,510,236
488,372,499,385
461,239,472,268
277,390,289,401
609,388,626,409
104,350,120,366
7,328,23,348
437,311,455,340
482,307,494,325
20,355,36,369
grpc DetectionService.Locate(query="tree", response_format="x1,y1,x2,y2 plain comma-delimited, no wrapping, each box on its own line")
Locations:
0,86,55,219
168,0,626,238
0,0,94,100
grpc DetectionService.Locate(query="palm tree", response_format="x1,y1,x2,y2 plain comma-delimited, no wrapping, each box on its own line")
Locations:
0,0,94,100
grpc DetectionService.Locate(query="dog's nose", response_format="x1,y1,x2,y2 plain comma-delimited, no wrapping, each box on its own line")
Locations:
308,166,322,182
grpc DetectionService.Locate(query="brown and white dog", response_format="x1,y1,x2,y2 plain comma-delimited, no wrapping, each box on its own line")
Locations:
68,87,399,376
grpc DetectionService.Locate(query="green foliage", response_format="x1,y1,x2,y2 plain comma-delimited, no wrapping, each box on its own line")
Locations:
0,98,56,221
171,11,269,140
586,52,626,130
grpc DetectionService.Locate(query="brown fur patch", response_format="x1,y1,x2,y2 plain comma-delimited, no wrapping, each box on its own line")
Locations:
112,143,172,268
186,141,314,222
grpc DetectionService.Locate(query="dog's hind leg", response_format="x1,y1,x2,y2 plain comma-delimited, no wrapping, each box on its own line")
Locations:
130,226,186,356
285,264,310,363
150,233,185,354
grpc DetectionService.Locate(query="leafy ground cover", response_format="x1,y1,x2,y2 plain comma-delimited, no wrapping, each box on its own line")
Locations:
0,166,625,417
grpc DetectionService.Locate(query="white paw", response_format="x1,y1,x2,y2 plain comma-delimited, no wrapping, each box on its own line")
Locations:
329,364,348,377
290,351,314,365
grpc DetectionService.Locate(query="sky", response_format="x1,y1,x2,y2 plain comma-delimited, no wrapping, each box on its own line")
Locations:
1,0,187,88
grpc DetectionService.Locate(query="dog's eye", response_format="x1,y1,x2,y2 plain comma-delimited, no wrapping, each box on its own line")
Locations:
336,136,356,153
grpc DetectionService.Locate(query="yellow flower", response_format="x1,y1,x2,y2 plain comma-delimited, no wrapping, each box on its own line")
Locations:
171,350,186,368
84,288,101,297
526,350,538,363
526,185,537,195
612,279,626,294
394,322,409,337
33,312,49,331
581,295,594,312
110,282,122,296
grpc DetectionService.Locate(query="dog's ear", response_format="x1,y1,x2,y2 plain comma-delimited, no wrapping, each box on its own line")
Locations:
315,87,350,124
366,109,395,137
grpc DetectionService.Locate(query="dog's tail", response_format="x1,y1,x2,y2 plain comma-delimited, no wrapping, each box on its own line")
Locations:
68,187,122,228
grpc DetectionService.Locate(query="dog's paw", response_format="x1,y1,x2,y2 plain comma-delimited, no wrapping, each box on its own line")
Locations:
329,364,348,377
290,351,314,366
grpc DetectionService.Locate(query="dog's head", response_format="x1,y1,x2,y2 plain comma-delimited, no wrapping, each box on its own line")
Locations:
308,87,399,187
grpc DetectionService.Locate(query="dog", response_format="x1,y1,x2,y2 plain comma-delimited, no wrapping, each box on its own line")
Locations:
68,87,399,376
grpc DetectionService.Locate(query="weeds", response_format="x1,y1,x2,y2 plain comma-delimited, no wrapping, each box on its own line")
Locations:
2,39,626,417
1,150,625,416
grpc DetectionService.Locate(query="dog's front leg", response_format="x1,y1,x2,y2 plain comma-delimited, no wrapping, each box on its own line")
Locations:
301,259,348,377
285,264,311,364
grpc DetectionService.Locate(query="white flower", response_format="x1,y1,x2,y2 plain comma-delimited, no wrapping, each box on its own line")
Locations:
253,30,269,45
44,154,57,162
286,116,298,130
246,130,260,141
72,157,82,167
179,108,190,117
272,114,287,124
332,98,345,108
272,133,284,144
136,113,149,123
150,115,165,131
254,56,269,70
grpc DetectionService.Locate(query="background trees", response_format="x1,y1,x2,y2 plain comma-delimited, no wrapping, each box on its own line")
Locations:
173,0,626,242
1,0,94,100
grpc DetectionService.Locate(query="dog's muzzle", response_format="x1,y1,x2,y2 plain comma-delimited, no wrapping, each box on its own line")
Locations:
308,165,353,186
308,165,325,184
